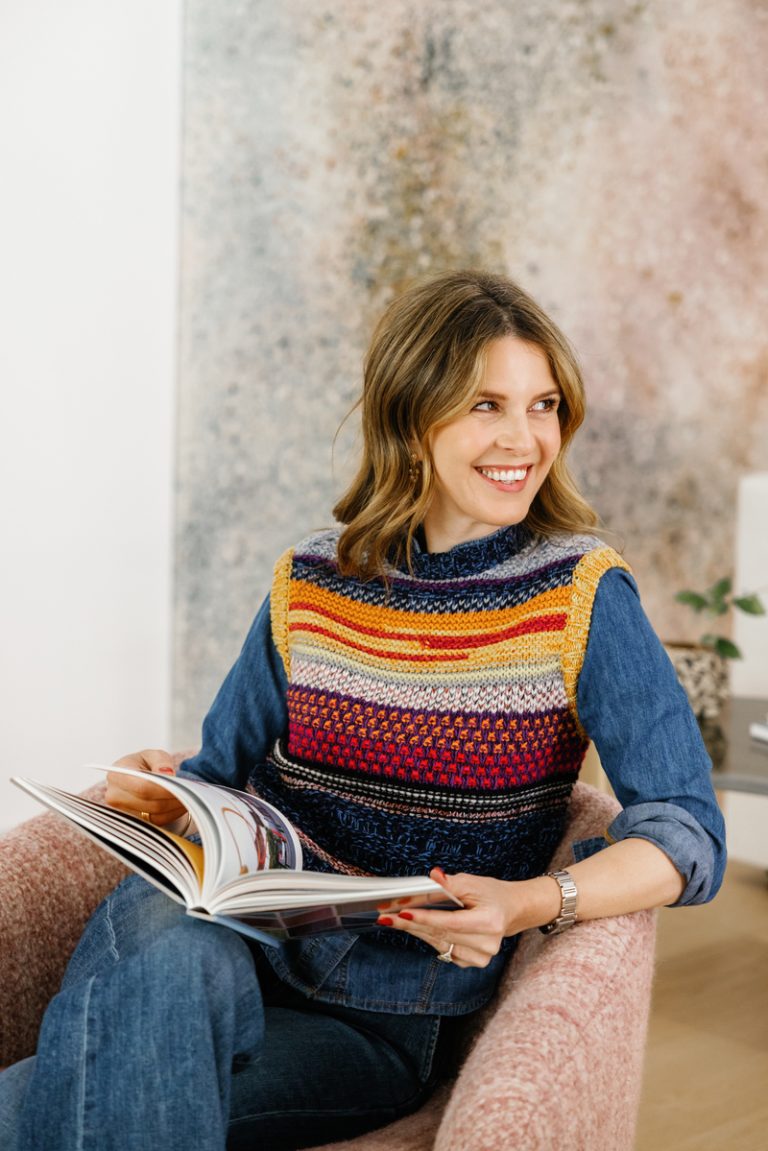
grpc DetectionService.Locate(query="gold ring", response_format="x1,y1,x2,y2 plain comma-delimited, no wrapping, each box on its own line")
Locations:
140,811,151,822
436,942,455,963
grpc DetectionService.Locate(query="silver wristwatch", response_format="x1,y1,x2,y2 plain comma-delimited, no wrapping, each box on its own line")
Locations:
539,869,579,935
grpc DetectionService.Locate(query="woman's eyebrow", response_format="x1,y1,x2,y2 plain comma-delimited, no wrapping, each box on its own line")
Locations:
476,388,562,401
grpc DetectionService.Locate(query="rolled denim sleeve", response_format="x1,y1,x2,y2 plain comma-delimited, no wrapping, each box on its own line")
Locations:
576,568,727,905
178,595,289,790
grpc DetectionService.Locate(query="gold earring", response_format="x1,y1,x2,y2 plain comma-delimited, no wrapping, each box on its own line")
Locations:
408,454,420,483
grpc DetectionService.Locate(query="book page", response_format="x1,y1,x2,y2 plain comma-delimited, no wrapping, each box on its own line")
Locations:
164,831,204,887
204,872,460,916
182,781,302,900
100,767,303,900
192,884,460,944
11,779,202,904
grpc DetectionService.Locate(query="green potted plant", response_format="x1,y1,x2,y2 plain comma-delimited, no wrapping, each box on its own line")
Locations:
668,577,765,718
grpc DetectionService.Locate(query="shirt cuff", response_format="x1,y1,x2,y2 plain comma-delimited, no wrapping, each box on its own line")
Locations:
606,801,717,906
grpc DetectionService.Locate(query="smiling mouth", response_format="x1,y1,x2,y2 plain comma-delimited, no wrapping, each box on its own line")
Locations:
476,466,531,486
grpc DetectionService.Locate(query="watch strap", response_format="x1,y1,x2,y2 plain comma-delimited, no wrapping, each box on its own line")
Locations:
539,868,579,935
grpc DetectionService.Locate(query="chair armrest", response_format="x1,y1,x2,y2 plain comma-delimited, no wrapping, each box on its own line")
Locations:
0,786,128,1066
434,783,657,1151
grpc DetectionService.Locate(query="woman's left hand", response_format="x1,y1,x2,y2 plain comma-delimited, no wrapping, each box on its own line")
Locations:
376,868,551,969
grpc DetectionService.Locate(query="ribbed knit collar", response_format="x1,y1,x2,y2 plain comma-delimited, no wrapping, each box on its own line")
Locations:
405,523,532,580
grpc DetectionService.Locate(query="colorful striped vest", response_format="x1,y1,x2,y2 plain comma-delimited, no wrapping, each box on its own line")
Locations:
263,525,627,884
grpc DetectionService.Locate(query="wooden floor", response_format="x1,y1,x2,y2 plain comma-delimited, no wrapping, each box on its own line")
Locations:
635,858,768,1151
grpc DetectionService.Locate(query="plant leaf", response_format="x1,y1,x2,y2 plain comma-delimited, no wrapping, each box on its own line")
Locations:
713,637,742,660
675,590,708,612
733,594,766,616
708,576,732,600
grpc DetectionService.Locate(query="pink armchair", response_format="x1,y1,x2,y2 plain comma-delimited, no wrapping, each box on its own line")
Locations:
0,782,656,1150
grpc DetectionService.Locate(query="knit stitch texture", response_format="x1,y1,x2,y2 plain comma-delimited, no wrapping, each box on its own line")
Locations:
264,527,628,884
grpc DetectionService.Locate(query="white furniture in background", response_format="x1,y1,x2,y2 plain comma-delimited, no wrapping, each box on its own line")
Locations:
731,473,768,698
722,473,768,868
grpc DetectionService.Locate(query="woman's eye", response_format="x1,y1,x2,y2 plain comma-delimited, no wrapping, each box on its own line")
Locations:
530,397,560,413
472,400,497,412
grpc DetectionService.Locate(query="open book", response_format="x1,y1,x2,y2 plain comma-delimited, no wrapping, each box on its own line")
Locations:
12,767,458,944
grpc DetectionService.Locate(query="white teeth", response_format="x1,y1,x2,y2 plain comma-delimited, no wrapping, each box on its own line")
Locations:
479,467,528,484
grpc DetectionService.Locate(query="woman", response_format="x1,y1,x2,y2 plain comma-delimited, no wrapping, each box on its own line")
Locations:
1,271,725,1151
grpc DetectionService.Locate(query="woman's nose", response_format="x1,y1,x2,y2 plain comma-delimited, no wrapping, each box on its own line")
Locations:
494,411,534,453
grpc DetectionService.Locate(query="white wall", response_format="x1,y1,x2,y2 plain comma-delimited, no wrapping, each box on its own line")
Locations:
0,1,181,830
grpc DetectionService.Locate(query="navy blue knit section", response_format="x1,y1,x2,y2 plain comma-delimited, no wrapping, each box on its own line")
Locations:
250,758,571,884
291,553,587,615
406,523,530,578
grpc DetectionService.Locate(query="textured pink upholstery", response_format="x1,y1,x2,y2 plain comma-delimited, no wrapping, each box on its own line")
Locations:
0,782,656,1149
318,782,657,1151
0,785,129,1065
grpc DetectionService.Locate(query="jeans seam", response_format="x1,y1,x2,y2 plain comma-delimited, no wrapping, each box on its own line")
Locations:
417,960,440,1014
418,1016,442,1083
104,893,120,964
76,976,94,1151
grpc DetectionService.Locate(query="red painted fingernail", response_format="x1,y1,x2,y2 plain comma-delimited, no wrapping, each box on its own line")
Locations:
377,916,394,927
432,867,447,880
399,911,414,921
396,897,411,904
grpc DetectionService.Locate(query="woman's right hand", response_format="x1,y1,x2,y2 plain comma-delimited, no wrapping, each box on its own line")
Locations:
106,749,188,826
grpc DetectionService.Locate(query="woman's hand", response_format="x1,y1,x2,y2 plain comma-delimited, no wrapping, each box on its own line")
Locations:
376,868,560,969
376,838,688,968
106,750,188,827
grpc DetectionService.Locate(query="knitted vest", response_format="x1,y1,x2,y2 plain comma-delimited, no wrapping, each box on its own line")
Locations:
262,526,628,884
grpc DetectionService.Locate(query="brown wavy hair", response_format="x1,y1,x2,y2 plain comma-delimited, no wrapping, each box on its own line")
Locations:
333,270,597,581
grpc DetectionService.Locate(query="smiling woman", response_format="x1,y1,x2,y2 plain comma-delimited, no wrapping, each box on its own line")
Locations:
334,271,595,580
0,270,726,1151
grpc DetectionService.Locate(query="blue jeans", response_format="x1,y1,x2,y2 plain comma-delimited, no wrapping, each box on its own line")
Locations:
0,876,445,1151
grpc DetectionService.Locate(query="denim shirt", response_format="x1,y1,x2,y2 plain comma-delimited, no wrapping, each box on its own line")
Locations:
180,565,726,1015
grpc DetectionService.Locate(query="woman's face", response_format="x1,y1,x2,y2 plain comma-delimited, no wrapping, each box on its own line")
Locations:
421,336,562,553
